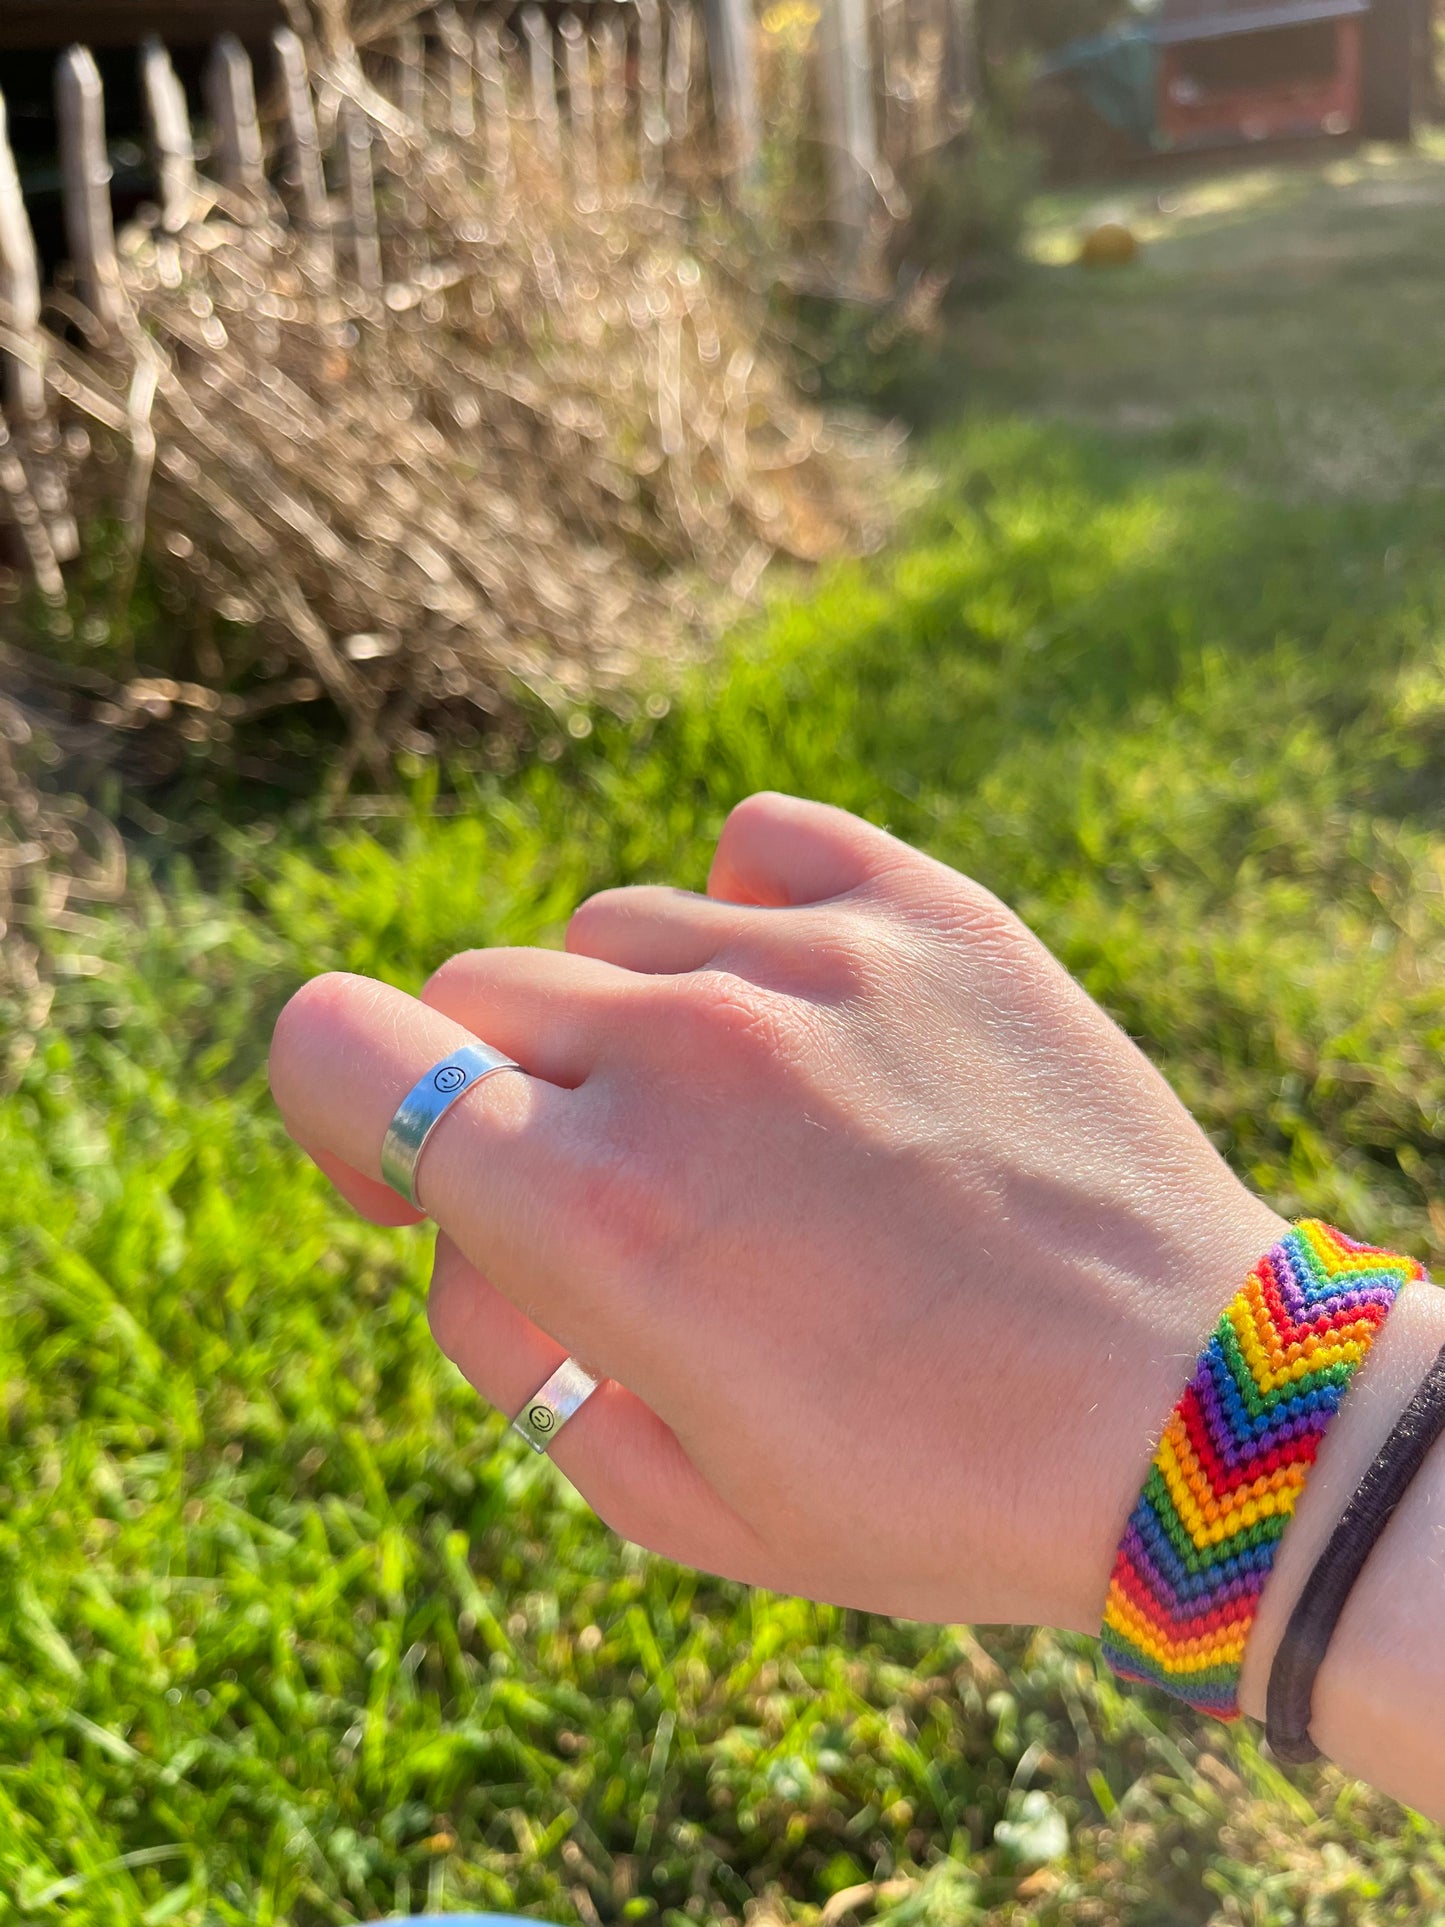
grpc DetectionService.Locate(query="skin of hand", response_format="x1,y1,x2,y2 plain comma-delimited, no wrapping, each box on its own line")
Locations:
269,791,1289,1640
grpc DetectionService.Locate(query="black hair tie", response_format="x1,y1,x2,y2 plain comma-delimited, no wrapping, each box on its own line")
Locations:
1266,1340,1445,1765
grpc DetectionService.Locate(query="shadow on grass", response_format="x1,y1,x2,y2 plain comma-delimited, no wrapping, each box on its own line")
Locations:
630,414,1445,852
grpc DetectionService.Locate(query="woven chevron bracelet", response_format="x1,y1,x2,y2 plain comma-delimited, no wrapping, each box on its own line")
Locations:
1100,1219,1424,1718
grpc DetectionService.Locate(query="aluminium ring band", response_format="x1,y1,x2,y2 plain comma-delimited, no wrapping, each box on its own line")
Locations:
511,1356,601,1454
380,1041,525,1207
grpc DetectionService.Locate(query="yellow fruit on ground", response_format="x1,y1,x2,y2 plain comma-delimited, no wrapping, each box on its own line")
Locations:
1079,220,1140,267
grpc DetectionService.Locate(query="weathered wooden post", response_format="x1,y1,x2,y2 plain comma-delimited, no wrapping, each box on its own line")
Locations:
396,17,427,128
876,0,909,169
386,20,430,280
815,0,879,262
474,14,515,189
637,0,667,186
55,45,124,329
665,0,696,146
521,8,562,166
0,88,75,571
341,99,382,291
435,5,477,139
273,27,336,280
595,10,629,148
945,0,980,129
0,90,46,427
559,13,599,207
140,36,196,233
701,0,760,185
913,1,946,154
205,34,266,202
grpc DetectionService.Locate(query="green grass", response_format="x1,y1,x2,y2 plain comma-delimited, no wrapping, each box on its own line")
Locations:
13,142,1445,1922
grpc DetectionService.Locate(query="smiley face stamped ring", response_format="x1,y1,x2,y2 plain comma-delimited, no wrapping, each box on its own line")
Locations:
510,1356,602,1455
380,1041,526,1210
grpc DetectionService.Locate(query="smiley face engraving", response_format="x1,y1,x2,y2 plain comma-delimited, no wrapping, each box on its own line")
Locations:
433,1064,467,1095
528,1404,556,1434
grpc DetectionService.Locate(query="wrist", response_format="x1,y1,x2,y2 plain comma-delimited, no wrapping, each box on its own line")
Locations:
1062,1188,1290,1636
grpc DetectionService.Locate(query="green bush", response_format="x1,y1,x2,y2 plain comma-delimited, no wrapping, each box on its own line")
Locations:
890,115,1042,277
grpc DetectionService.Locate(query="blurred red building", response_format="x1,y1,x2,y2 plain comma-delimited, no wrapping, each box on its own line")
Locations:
1154,0,1414,147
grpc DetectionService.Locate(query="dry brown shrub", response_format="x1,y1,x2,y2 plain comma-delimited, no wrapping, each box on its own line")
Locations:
17,23,896,789
0,680,125,1056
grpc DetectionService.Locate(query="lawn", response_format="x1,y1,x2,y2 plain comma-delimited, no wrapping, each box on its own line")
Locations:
10,140,1445,1923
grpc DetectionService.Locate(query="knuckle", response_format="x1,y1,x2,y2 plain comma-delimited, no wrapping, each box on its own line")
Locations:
274,968,354,1034
712,791,793,879
568,885,697,956
564,890,622,954
661,968,804,1061
420,947,483,1005
942,875,1031,949
269,970,369,1087
720,790,784,837
909,871,1041,970
790,915,892,1003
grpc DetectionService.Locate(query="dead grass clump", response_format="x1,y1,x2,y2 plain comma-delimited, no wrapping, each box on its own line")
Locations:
0,677,124,1055
22,41,897,789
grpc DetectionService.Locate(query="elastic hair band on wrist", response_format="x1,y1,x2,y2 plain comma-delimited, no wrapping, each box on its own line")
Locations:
1099,1220,1425,1722
1265,1337,1445,1763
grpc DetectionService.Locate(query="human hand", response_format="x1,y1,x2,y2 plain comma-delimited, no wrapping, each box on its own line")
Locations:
269,792,1286,1635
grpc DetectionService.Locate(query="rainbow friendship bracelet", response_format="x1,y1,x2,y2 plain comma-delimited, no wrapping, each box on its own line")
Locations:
1100,1220,1424,1718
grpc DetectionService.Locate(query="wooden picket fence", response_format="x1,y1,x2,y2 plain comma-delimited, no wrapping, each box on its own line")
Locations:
0,0,969,596
1,7,704,590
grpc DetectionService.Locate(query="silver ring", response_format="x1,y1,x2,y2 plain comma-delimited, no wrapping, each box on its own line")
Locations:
380,1041,524,1208
511,1357,600,1454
